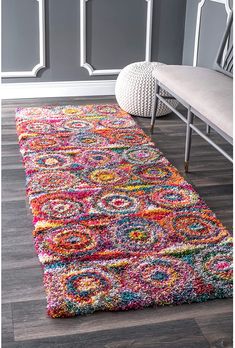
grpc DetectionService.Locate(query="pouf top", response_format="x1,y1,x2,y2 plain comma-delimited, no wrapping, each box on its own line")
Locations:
120,61,165,74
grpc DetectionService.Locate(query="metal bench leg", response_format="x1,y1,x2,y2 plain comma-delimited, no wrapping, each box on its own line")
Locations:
206,124,211,134
185,108,194,173
150,81,160,134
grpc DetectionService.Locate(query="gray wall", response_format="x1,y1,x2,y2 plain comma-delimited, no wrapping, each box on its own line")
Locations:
2,0,186,83
183,0,233,68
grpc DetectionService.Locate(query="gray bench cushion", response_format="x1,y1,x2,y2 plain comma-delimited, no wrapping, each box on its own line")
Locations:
153,65,233,138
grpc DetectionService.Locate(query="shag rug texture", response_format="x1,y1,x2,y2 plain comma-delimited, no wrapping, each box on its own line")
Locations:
15,104,232,318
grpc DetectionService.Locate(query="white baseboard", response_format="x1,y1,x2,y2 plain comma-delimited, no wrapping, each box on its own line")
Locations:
0,80,116,99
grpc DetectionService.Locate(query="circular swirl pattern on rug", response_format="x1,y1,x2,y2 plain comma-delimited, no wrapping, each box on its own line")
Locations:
152,185,199,208
195,246,232,285
113,217,166,251
62,119,93,132
107,131,149,145
28,171,79,193
170,211,229,245
62,107,85,116
96,192,139,215
64,268,113,305
205,254,232,281
31,153,73,170
28,106,65,118
134,164,173,184
95,105,121,115
128,256,196,303
71,133,107,147
123,146,161,164
20,121,55,134
99,117,135,129
83,167,128,186
40,197,85,220
26,136,61,151
40,224,98,258
17,107,43,116
80,150,121,167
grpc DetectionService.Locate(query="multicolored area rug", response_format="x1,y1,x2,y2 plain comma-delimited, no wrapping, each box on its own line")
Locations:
16,104,232,318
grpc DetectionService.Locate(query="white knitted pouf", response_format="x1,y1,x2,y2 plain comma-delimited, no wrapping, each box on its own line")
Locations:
115,61,178,118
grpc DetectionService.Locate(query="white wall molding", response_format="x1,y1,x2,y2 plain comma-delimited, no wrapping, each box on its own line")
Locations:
1,0,46,78
0,80,116,99
193,0,232,67
80,0,153,76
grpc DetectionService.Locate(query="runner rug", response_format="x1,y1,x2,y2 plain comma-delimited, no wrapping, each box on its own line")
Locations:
16,104,232,318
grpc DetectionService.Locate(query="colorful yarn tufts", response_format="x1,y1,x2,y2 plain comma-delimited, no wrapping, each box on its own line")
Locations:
16,104,232,318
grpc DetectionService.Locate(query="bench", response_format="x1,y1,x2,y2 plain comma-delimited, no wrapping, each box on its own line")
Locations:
151,12,233,172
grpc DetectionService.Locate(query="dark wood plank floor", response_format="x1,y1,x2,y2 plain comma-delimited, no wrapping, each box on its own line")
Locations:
2,97,233,348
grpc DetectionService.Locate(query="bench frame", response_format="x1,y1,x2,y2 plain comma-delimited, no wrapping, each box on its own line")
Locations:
150,80,233,172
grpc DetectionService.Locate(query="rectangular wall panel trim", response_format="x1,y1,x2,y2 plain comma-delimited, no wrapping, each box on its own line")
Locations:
80,0,153,75
193,0,232,66
1,0,46,78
